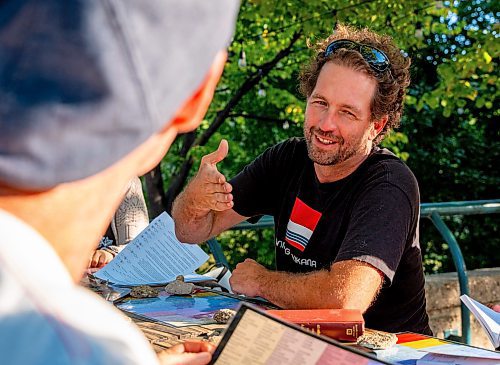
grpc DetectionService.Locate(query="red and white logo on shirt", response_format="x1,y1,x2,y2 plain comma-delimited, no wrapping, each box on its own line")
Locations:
285,197,322,252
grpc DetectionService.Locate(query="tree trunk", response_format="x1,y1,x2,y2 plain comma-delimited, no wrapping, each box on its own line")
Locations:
143,164,166,219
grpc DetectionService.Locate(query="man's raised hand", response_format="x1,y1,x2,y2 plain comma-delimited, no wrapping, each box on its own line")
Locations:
190,139,233,212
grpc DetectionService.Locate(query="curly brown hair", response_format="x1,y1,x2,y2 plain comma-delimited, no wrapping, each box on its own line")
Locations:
299,24,411,145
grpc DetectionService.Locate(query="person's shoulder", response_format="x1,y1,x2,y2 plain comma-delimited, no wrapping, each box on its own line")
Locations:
365,147,418,187
264,137,307,159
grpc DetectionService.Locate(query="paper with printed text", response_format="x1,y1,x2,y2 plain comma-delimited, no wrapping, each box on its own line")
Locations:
95,212,209,286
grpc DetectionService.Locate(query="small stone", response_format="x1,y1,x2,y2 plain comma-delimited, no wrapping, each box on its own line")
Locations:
213,309,236,324
130,285,160,298
165,280,195,295
356,329,397,350
206,330,223,344
176,275,185,282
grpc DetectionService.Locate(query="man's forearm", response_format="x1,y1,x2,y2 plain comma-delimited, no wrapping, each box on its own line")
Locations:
171,185,214,243
233,260,382,312
257,270,344,309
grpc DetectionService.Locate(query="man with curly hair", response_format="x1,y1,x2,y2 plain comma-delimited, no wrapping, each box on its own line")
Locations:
173,24,431,335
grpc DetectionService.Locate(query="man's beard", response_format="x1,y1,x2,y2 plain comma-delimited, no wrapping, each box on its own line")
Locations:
304,126,361,166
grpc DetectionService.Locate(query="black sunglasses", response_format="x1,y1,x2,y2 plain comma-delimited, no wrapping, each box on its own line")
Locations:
322,39,390,73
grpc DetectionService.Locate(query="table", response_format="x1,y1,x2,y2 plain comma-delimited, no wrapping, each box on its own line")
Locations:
129,313,500,364
83,276,500,363
81,275,229,352
124,311,226,353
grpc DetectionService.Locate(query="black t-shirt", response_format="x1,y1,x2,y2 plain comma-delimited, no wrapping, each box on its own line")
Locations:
230,138,431,335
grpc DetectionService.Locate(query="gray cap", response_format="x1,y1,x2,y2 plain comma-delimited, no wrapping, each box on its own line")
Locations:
0,0,239,190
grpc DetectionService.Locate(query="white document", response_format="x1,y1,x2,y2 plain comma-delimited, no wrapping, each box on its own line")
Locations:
417,353,500,364
95,212,209,286
420,343,500,360
460,294,500,350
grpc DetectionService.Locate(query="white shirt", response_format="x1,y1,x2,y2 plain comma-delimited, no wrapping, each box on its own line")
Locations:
0,209,159,365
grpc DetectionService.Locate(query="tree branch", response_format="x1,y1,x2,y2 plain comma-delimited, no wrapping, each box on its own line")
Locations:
143,165,166,219
227,113,297,125
196,32,301,147
164,32,302,209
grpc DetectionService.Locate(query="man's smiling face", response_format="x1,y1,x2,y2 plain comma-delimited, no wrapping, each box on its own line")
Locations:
303,62,378,166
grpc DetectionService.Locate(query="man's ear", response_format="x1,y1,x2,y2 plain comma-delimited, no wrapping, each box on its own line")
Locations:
166,51,227,134
369,115,388,140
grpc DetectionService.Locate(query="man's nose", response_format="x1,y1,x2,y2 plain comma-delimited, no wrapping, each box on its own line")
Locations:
318,109,339,132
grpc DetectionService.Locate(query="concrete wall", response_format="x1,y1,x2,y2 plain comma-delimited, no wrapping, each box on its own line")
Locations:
425,267,500,350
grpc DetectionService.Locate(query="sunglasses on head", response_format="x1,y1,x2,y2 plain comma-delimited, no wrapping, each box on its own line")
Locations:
322,39,390,73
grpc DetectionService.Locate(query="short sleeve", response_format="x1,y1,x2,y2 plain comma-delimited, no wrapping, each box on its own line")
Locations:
334,166,419,284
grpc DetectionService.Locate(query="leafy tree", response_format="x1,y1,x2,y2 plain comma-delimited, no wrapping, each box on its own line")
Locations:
401,0,499,272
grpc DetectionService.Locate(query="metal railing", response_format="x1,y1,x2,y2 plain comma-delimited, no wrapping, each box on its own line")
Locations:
420,200,500,344
207,199,500,344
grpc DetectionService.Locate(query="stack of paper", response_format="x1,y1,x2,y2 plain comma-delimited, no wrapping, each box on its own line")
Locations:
94,212,210,286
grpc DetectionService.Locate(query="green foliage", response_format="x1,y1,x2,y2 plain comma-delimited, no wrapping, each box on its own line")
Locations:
160,0,498,274
420,215,500,274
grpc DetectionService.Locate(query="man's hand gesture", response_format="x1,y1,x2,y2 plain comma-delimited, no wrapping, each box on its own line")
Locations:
188,139,233,213
172,139,244,243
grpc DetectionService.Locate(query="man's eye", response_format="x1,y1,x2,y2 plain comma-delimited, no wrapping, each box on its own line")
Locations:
313,100,327,106
341,110,356,118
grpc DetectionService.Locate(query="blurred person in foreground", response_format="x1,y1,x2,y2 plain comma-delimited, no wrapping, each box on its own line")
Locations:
0,1,238,364
173,24,431,335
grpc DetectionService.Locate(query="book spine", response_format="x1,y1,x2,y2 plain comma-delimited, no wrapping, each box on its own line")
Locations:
297,322,363,342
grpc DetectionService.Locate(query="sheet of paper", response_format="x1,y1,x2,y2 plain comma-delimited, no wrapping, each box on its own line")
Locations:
417,353,500,364
183,273,215,282
375,345,427,362
422,343,500,360
460,294,500,349
95,212,209,286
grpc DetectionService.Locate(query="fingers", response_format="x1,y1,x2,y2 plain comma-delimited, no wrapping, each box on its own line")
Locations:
234,258,256,268
199,182,233,211
158,352,211,365
204,182,232,195
488,304,500,313
199,140,229,184
212,201,234,211
164,343,185,355
158,340,215,365
202,139,229,166
89,251,99,268
88,250,113,268
182,340,216,353
164,340,215,355
210,188,233,211
97,253,108,267
212,192,233,204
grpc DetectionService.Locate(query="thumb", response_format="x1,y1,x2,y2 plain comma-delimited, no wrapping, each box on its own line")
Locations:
203,139,229,165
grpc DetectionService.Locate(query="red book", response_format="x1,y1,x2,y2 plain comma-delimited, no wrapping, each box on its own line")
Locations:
266,309,364,342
